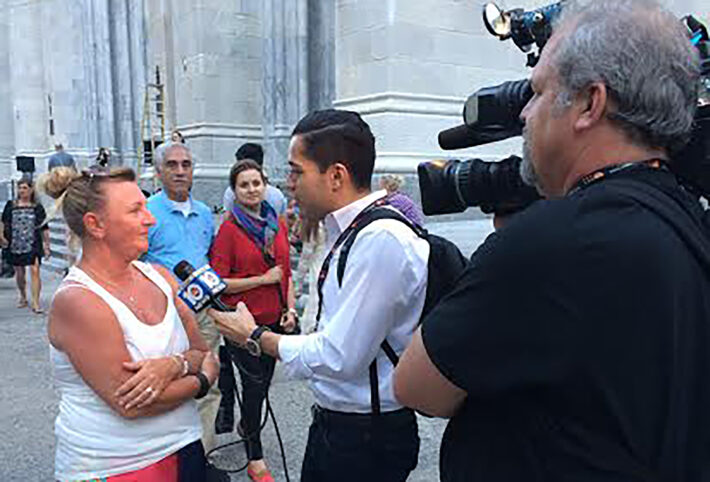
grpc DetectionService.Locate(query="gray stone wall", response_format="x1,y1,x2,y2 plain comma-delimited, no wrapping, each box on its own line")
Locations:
0,0,706,215
0,0,148,179
0,0,14,184
143,0,309,207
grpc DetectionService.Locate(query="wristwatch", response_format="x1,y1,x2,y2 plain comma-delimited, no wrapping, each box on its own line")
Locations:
245,325,271,357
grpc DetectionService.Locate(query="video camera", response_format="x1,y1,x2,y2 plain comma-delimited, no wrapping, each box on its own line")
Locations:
419,1,710,216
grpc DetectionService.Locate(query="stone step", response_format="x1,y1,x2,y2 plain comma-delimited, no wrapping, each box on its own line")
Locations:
44,218,73,274
42,256,68,276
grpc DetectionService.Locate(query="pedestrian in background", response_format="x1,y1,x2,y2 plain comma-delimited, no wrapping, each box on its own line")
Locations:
48,141,76,171
95,147,111,168
0,176,49,313
379,174,424,225
223,143,288,217
171,129,185,144
294,216,325,334
143,141,221,454
48,141,79,274
210,159,296,482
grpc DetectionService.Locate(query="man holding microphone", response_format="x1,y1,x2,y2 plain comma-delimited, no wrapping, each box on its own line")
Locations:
211,109,429,482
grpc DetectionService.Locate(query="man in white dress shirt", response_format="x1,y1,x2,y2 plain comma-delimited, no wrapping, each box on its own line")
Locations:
211,109,429,481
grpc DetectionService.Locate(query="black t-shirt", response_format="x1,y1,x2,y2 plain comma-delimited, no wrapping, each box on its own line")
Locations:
422,166,710,481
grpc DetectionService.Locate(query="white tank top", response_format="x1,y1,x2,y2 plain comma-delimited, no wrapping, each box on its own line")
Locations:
51,261,202,480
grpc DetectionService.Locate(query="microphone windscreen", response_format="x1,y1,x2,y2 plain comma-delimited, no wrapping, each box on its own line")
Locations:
174,260,195,281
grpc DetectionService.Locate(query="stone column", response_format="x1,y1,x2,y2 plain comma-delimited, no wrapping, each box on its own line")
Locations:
143,0,310,205
128,0,150,168
144,0,266,205
108,0,137,166
262,0,309,180
8,0,48,160
307,0,336,111
83,0,116,154
0,0,16,183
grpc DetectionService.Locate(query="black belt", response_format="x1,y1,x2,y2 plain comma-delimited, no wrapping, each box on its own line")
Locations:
311,404,414,426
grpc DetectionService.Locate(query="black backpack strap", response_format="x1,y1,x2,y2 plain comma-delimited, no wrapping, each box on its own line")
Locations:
314,198,394,329
368,341,400,415
336,206,425,286
369,360,380,415
368,340,401,414
381,340,399,366
320,202,422,415
335,206,420,414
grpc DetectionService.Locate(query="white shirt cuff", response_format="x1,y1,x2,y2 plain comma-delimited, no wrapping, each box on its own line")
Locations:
277,334,314,379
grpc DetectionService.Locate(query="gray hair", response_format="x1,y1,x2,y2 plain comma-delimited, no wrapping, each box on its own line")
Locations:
380,174,404,192
551,0,700,153
154,141,192,170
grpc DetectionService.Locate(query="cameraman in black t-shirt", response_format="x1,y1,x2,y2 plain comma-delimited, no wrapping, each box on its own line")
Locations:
394,1,710,481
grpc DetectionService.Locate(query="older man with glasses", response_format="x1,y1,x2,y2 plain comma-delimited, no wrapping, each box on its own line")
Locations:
143,142,221,454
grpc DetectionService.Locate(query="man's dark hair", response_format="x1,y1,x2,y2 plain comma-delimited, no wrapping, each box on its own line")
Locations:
291,109,375,191
235,143,264,166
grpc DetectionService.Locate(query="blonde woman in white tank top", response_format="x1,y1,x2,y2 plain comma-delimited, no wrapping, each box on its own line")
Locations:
41,167,219,481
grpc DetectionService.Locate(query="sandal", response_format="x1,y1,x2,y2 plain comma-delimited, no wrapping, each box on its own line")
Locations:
17,299,28,308
31,306,44,314
247,467,274,482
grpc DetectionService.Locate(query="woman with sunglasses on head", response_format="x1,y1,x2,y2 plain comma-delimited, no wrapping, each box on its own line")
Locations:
0,176,50,313
41,166,219,481
210,159,297,482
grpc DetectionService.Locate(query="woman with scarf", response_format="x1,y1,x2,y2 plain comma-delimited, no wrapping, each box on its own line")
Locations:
209,159,296,482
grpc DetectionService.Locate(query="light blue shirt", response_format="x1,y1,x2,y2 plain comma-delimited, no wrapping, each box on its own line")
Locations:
48,151,76,170
144,191,215,276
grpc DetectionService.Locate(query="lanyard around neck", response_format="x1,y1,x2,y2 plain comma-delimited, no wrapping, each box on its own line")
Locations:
567,158,666,196
313,197,390,331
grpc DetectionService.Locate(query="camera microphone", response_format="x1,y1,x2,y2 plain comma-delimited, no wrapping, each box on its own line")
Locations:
174,260,230,313
438,123,525,150
438,124,479,150
438,79,531,150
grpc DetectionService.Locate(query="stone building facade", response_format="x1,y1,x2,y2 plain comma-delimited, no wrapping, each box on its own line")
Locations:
0,0,706,208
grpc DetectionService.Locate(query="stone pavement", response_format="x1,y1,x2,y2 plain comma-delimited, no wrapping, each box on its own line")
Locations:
0,219,494,481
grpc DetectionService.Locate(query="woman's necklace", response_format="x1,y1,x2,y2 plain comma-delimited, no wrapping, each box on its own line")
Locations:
82,265,161,324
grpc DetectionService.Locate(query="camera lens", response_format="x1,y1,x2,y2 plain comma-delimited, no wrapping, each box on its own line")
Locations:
418,156,541,216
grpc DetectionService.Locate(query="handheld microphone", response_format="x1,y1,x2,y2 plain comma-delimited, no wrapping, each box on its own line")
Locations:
174,260,230,313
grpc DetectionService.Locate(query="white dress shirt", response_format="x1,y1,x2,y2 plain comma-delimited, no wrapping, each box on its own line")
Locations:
278,190,429,413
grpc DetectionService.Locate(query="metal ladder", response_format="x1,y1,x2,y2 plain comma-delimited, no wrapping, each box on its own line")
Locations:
136,66,167,191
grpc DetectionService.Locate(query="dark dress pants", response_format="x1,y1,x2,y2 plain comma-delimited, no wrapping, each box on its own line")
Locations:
301,405,420,482
177,440,207,481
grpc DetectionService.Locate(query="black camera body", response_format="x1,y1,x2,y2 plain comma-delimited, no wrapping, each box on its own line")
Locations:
419,2,710,216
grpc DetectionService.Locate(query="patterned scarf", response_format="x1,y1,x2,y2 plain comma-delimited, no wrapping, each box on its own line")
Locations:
231,201,280,255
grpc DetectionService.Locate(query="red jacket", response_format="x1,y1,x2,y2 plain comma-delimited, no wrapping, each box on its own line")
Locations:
209,216,291,325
